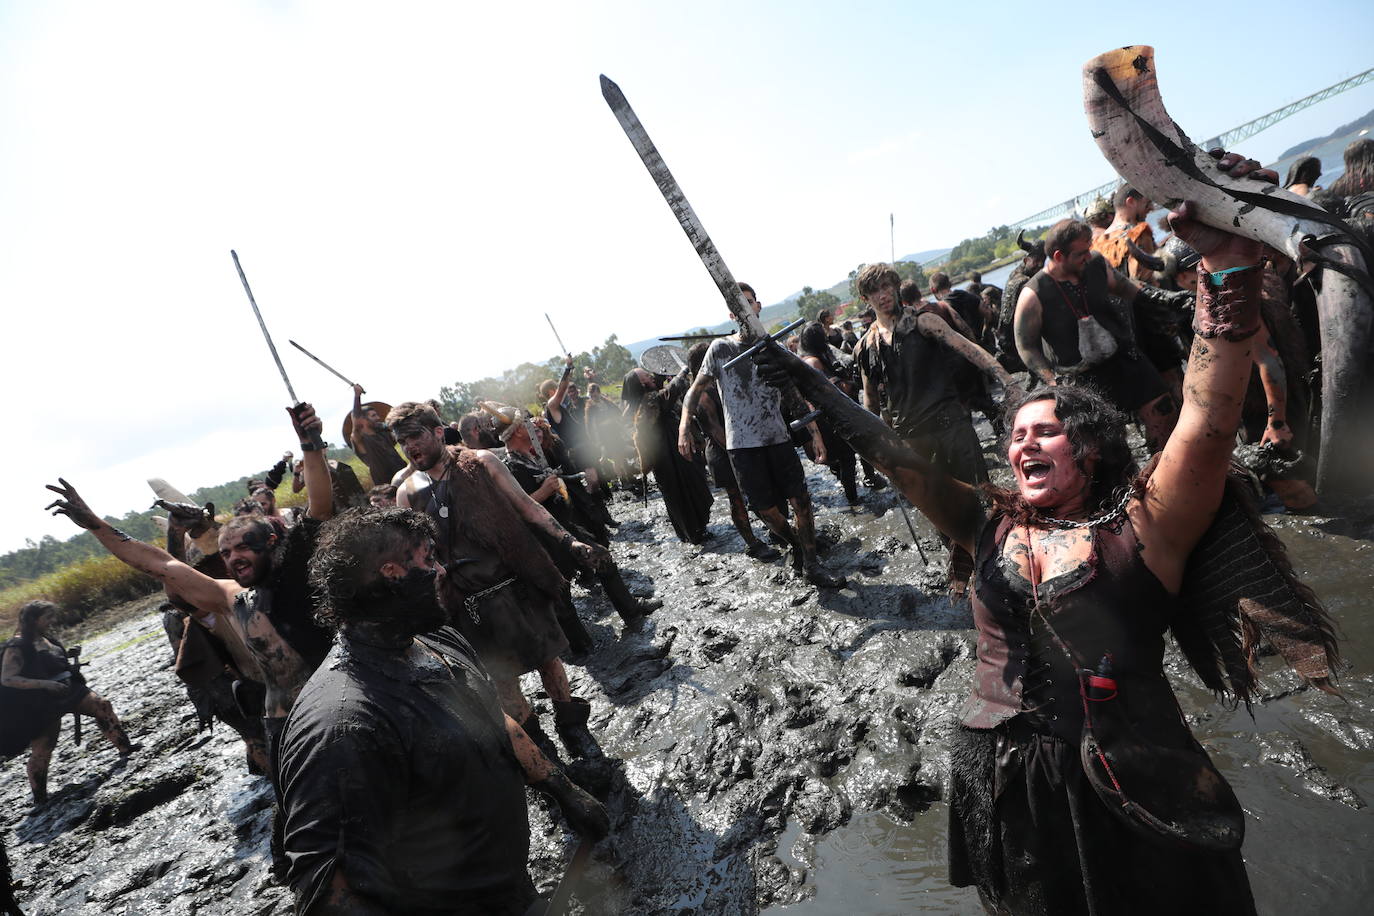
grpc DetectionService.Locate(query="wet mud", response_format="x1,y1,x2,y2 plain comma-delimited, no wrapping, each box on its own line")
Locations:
4,441,1372,915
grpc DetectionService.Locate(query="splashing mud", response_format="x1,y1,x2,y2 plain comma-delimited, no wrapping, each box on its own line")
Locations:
4,445,1371,914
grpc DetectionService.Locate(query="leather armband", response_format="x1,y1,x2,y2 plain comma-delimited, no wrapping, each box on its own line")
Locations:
1193,263,1263,341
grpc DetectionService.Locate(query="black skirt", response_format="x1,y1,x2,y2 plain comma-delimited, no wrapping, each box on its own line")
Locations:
947,724,1255,916
0,682,87,758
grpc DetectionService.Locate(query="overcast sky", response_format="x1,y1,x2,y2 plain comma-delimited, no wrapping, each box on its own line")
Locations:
3,0,1372,554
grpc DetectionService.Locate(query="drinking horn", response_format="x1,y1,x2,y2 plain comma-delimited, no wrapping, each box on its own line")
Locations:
1083,46,1374,496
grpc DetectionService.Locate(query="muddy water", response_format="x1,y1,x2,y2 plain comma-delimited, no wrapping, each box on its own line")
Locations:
3,443,1370,915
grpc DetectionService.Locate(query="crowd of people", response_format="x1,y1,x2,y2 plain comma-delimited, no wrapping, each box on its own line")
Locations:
2,137,1368,915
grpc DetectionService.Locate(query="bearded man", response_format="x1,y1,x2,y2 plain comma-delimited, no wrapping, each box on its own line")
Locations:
279,507,607,916
45,403,335,874
389,401,604,760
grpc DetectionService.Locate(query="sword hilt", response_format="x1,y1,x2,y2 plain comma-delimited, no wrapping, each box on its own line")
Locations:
722,318,806,371
788,409,823,433
290,403,327,452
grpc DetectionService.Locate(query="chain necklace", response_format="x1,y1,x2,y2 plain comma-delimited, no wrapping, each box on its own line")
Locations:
428,459,451,519
1029,485,1133,530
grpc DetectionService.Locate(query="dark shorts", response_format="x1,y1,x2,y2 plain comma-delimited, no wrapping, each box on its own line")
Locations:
706,443,738,491
728,442,807,512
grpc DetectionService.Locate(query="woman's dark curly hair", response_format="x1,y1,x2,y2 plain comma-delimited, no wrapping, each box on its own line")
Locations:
985,383,1138,523
308,507,437,630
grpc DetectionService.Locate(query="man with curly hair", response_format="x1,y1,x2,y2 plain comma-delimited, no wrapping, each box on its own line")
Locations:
279,507,606,916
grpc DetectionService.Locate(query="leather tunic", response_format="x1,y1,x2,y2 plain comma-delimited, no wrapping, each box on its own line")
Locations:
961,513,1191,745
1025,254,1131,368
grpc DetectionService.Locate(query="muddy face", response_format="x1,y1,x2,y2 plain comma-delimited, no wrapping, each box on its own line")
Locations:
864,282,899,319
396,426,446,471
217,527,275,587
1008,400,1094,513
1052,237,1093,282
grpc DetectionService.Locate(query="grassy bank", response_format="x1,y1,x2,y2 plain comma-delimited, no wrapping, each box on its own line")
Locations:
0,552,163,633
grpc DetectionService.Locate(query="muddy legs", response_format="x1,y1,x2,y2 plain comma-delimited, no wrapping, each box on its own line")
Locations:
75,691,134,755
26,721,59,806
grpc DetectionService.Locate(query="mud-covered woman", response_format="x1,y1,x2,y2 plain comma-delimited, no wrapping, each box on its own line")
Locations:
754,154,1338,914
621,367,713,543
0,601,135,806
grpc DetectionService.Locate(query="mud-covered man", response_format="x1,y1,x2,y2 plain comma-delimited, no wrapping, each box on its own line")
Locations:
853,263,1022,589
389,401,606,760
680,282,845,588
1013,218,1184,451
279,507,606,916
45,403,335,869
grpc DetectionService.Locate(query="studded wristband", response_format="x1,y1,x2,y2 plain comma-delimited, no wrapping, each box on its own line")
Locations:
1194,263,1263,342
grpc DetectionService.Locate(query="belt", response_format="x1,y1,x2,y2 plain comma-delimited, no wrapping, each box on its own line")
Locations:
463,577,516,625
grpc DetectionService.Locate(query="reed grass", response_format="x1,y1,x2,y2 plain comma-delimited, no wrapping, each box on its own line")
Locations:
0,551,162,633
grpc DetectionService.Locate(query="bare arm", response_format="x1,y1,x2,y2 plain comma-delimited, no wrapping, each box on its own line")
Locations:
545,357,574,423
678,368,716,459
44,479,236,621
916,312,1021,394
505,713,556,783
1013,287,1056,386
1133,160,1276,586
1252,319,1292,447
290,404,333,522
477,450,604,567
1,646,67,692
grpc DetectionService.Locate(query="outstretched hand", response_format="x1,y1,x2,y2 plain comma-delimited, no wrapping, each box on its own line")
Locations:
1167,150,1277,271
45,478,102,530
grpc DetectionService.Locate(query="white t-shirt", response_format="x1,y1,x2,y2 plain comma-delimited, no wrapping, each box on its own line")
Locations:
700,337,790,450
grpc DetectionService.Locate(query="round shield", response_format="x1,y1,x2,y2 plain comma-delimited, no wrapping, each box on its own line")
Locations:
342,401,393,443
640,344,690,377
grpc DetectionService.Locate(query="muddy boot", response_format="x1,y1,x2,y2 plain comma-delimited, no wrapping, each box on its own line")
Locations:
600,567,660,630
518,711,562,765
555,592,594,656
861,460,887,490
745,540,781,562
803,561,846,589
553,698,603,760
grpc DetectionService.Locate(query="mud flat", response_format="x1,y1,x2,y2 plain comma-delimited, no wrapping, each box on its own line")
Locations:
4,456,1371,914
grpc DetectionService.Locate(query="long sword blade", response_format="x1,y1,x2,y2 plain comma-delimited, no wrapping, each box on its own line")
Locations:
600,75,764,342
289,339,357,388
231,250,297,403
545,313,571,357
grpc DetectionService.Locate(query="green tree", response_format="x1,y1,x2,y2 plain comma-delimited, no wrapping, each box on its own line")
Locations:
589,334,635,385
893,261,928,292
796,286,841,322
437,380,478,418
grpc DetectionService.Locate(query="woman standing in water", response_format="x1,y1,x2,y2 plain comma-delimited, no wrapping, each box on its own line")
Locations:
757,153,1338,914
1,601,135,805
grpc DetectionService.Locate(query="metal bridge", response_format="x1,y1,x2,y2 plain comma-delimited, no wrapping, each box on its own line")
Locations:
988,65,1374,239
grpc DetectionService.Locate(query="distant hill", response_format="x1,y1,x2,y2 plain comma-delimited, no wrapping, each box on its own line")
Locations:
1279,106,1374,159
